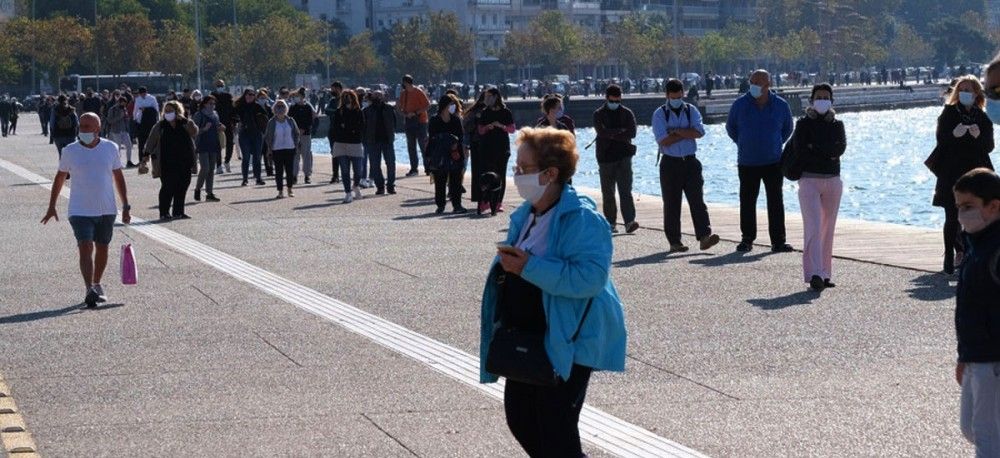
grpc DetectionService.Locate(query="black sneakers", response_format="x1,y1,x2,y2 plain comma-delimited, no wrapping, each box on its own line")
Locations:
736,241,753,252
699,234,720,250
772,243,794,253
809,275,825,291
625,221,640,234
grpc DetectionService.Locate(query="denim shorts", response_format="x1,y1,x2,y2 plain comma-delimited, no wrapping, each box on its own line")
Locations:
68,215,116,245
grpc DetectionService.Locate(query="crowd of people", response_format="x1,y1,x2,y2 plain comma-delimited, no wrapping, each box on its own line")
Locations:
26,50,1000,456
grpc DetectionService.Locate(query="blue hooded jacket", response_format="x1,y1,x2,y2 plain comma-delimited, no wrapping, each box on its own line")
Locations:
479,185,628,383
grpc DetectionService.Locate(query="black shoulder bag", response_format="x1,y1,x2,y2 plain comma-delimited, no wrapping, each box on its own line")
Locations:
485,265,593,387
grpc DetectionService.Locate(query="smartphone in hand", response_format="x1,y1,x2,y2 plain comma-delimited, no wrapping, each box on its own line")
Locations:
496,242,518,255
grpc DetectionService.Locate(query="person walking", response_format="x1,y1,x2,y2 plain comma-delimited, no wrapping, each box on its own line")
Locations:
477,87,516,213
363,89,397,195
38,96,53,137
41,112,131,308
652,79,720,252
235,89,268,186
792,84,846,291
398,75,431,176
951,168,1000,456
210,79,236,174
726,69,794,253
593,84,639,234
464,91,488,213
427,94,468,214
133,86,160,164
105,96,136,168
192,95,225,203
480,127,627,458
143,101,197,220
0,95,10,137
330,90,366,203
325,81,344,184
256,89,276,178
8,97,21,135
50,95,79,159
263,99,301,199
931,75,995,274
288,87,317,185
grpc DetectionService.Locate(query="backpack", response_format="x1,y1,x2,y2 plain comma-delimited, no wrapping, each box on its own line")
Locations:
658,103,693,128
780,120,804,181
56,112,73,131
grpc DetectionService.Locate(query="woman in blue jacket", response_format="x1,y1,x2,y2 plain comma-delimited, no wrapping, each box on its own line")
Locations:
480,126,627,457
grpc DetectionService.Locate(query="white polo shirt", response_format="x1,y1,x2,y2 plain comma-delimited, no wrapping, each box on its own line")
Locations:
58,138,122,217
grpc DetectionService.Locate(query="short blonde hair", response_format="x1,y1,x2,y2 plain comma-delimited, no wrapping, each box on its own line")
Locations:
947,75,986,109
515,127,579,184
162,100,185,119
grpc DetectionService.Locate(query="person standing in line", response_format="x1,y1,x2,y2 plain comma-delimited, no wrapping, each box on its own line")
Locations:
144,101,197,220
50,95,79,159
477,87,516,213
363,89,397,195
653,79,720,252
932,75,995,274
793,84,846,291
398,74,431,177
288,87,317,185
105,96,136,168
263,99,300,199
593,84,639,234
235,89,268,186
38,95,53,137
210,79,236,174
535,95,573,134
41,112,131,308
985,53,1000,125
480,127,626,458
133,86,160,163
325,81,344,184
427,94,468,214
726,69,794,253
355,87,372,188
951,168,1000,456
331,90,366,203
464,91,488,213
192,95,224,203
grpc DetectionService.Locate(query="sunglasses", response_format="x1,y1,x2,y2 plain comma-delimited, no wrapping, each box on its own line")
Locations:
987,85,1000,101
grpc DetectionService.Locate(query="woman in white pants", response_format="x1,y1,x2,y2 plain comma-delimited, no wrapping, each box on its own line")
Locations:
792,83,846,291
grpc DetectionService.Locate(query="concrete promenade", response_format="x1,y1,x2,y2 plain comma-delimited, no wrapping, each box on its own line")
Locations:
0,121,969,456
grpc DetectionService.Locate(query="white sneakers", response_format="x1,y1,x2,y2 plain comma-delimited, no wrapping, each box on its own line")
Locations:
343,192,353,204
276,191,285,199
224,163,231,173
215,165,224,175
353,185,363,200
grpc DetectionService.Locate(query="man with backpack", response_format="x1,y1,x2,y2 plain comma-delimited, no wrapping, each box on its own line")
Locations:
652,79,720,253
50,95,79,159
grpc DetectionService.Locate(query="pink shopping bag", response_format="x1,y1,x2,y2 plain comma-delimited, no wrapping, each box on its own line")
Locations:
121,243,138,285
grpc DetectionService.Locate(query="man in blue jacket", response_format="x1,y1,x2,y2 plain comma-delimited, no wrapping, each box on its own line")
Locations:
726,69,794,252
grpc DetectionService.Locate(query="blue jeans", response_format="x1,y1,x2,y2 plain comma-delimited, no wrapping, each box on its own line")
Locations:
337,156,365,194
239,129,263,181
366,141,396,189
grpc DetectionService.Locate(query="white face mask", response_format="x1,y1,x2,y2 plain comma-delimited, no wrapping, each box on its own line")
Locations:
813,99,832,114
514,171,549,205
78,132,96,145
164,112,176,122
959,207,989,234
447,104,456,114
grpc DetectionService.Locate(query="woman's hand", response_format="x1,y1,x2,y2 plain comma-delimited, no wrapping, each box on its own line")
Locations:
953,124,970,138
969,124,981,139
498,247,529,275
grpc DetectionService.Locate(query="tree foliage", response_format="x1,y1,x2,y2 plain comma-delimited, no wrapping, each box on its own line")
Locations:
94,14,155,75
151,19,197,77
333,31,383,80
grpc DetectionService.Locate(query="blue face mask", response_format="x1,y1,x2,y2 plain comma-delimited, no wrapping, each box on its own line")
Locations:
749,84,763,98
959,91,975,107
668,98,684,109
987,99,1000,125
607,102,620,110
555,109,564,118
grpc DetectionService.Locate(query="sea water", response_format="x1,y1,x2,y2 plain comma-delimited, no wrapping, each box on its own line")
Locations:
315,106,995,229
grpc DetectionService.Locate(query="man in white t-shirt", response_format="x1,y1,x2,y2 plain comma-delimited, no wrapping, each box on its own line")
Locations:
42,112,132,308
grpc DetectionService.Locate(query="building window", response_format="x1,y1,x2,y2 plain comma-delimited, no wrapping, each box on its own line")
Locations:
493,14,497,25
482,14,487,25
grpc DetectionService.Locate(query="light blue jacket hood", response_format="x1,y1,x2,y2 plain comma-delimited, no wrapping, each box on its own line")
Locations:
479,185,628,383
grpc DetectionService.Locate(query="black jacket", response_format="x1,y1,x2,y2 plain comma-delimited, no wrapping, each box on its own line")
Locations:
331,107,364,144
363,102,396,143
593,104,637,163
957,221,1000,362
235,101,268,134
791,110,846,175
210,90,235,125
933,105,995,207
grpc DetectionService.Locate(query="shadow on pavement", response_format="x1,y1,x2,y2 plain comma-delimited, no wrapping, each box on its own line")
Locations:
747,291,818,310
614,251,711,268
400,197,436,208
229,197,284,205
690,251,770,267
0,302,123,324
393,212,456,221
906,272,955,302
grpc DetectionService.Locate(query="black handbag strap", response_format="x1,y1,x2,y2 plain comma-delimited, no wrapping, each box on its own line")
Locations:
494,265,595,341
570,298,594,342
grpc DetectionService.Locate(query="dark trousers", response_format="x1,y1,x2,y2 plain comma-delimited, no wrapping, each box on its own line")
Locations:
944,205,964,266
159,169,191,217
405,121,428,171
328,137,339,181
137,132,150,161
660,156,712,245
433,169,464,210
598,156,636,227
221,123,235,164
39,114,48,136
504,364,593,458
1,116,9,136
9,116,17,134
367,141,396,189
263,144,274,175
738,163,786,245
272,148,296,190
239,129,263,181
485,151,511,204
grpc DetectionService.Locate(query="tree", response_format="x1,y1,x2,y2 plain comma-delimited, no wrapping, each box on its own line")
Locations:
204,17,327,86
333,31,383,80
94,14,155,75
890,23,933,66
523,11,583,74
0,30,21,85
930,16,994,64
389,17,446,82
427,12,473,80
607,14,669,76
5,16,92,85
151,20,197,78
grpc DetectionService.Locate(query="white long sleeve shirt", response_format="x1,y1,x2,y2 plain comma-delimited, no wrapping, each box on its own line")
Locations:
132,94,159,121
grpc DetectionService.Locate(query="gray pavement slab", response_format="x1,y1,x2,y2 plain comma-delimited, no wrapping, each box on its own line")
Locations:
0,121,972,456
